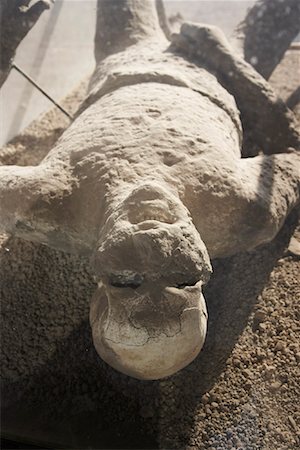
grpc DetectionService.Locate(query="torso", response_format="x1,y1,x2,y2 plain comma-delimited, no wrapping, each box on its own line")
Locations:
42,42,244,254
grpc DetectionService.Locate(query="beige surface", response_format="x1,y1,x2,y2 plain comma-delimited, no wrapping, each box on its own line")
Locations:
1,0,257,146
1,48,299,449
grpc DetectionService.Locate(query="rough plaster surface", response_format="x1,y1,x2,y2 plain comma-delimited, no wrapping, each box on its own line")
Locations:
0,0,300,380
1,42,300,450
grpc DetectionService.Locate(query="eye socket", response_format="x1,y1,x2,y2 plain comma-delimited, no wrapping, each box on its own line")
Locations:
109,273,143,289
175,279,199,289
110,280,142,289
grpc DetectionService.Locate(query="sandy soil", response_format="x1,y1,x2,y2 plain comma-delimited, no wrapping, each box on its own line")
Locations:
1,48,299,449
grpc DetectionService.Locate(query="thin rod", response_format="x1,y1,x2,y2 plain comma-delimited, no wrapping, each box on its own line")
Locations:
12,63,73,120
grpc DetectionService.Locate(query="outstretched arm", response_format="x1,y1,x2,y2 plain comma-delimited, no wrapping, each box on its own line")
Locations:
237,150,300,247
182,150,299,258
236,0,300,79
171,22,300,156
0,162,92,254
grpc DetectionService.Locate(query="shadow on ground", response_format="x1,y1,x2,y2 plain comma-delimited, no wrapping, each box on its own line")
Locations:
0,211,298,449
157,210,298,449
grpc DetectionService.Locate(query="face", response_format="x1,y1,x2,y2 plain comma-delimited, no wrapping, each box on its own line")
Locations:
90,183,212,380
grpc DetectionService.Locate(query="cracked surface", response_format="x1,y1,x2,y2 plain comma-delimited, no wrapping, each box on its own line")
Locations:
1,46,299,448
0,10,299,381
90,183,210,379
90,280,208,380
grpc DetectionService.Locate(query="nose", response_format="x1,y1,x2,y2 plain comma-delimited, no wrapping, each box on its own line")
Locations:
90,284,208,380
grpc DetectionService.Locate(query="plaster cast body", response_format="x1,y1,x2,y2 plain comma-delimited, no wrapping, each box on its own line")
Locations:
0,1,299,379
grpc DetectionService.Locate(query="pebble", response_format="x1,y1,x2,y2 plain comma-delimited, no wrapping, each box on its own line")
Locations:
264,364,276,379
274,341,285,352
276,429,286,442
286,236,300,256
205,407,212,415
242,368,252,378
233,357,241,367
288,415,298,432
202,393,210,404
255,348,266,361
244,381,252,391
233,437,242,447
254,310,267,323
258,322,267,332
269,381,282,393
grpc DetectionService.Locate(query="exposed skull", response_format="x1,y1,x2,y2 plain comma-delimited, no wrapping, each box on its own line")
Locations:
90,183,212,379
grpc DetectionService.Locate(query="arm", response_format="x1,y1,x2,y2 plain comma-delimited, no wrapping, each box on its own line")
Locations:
182,151,299,258
237,151,300,247
0,163,91,254
171,22,300,155
236,0,300,79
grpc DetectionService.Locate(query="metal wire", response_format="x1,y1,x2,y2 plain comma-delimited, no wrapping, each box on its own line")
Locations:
12,63,73,120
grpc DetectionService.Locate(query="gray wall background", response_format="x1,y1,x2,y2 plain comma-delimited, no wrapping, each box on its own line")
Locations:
0,0,257,146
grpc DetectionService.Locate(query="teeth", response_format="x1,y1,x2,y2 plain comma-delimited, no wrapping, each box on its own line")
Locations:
131,209,174,224
138,214,163,222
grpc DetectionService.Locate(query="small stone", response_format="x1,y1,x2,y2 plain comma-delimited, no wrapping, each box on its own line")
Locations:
211,402,219,409
233,438,242,448
270,381,282,393
264,364,276,379
210,391,219,402
276,429,286,442
233,357,241,367
295,352,300,362
276,324,284,334
205,407,212,415
286,236,300,257
289,343,298,352
254,310,267,323
258,322,267,332
279,372,288,383
201,393,210,404
244,381,252,391
274,341,285,352
255,348,266,361
242,368,252,378
288,415,298,432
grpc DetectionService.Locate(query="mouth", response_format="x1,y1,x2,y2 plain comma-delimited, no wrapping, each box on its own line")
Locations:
128,200,177,224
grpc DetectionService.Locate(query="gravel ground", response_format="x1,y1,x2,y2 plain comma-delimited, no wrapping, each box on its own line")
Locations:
1,48,299,449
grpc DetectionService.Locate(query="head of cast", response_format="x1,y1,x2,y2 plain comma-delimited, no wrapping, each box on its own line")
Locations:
90,183,212,380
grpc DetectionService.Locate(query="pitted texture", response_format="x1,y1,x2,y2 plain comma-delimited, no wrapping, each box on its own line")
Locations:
0,3,299,381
